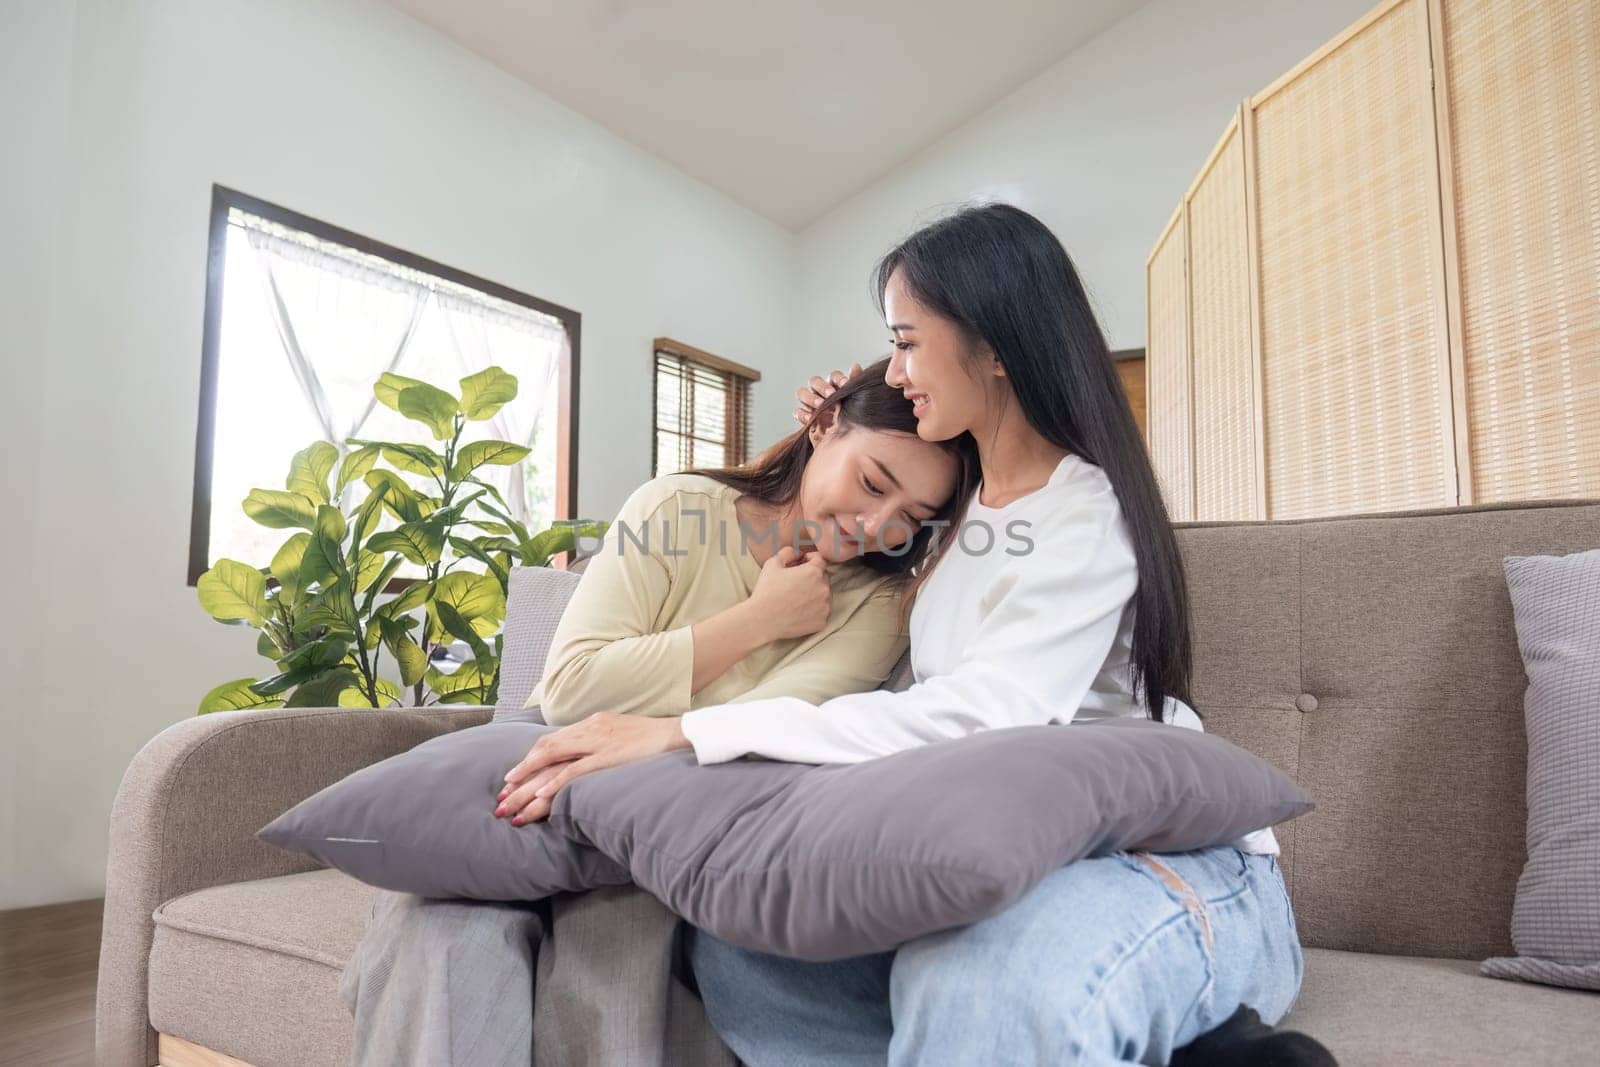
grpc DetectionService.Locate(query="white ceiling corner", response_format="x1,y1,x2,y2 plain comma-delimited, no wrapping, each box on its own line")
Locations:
385,0,1148,230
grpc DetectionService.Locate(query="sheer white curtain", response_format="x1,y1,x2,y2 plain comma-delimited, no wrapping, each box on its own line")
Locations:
241,218,428,505
437,290,566,528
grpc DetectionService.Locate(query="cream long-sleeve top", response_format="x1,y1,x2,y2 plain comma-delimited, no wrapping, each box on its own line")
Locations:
680,453,1280,856
527,473,911,727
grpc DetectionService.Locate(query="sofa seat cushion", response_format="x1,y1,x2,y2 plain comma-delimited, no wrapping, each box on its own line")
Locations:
148,869,375,1067
1286,948,1600,1065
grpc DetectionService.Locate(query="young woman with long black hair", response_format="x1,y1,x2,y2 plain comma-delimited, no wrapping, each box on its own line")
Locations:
501,204,1332,1065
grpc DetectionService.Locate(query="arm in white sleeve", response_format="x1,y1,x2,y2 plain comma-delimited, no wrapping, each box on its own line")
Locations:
679,504,1139,764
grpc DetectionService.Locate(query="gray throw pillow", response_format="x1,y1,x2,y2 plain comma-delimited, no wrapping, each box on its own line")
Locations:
1481,548,1600,991
493,567,583,724
261,716,1311,960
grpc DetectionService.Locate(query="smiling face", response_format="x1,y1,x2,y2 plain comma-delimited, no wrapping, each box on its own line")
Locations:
881,266,1007,442
796,413,959,562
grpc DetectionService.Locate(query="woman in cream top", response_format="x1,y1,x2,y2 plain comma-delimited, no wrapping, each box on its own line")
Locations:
526,357,980,729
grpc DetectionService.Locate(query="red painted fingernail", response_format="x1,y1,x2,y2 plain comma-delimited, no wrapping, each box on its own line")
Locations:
511,816,524,826
494,805,506,817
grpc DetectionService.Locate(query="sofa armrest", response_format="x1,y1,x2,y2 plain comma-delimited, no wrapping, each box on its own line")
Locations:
95,704,491,1067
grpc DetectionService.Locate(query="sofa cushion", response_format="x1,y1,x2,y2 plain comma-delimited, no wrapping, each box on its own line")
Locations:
147,869,376,1067
261,717,1310,960
495,566,583,722
1285,947,1600,1065
1481,547,1600,991
1180,499,1600,960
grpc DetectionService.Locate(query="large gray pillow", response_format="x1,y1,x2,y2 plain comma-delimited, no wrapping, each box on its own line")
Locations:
1481,548,1600,991
261,717,1311,960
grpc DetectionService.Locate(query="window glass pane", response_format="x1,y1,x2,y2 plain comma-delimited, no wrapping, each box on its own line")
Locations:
656,430,685,476
208,209,565,577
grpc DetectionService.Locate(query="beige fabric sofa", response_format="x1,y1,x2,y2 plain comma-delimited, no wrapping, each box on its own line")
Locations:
97,498,1600,1066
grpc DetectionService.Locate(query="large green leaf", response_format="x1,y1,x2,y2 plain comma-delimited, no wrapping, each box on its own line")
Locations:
433,571,504,625
197,559,269,626
338,676,403,708
519,522,607,566
335,444,381,495
269,533,312,608
367,519,445,566
285,441,339,505
300,530,345,592
376,578,431,619
284,667,362,708
242,489,317,530
197,677,284,714
459,367,519,420
347,437,448,478
425,662,487,698
378,616,429,687
276,636,349,676
450,440,530,481
363,470,424,523
373,372,433,412
294,583,359,639
349,486,390,556
315,503,348,545
397,383,460,441
471,491,532,544
447,536,510,590
436,600,493,666
384,445,447,478
361,554,406,614
354,550,392,594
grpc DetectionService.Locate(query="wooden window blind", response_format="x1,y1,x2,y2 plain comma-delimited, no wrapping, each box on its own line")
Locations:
652,338,760,476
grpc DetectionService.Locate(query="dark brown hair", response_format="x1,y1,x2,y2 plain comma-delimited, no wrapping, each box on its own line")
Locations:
685,357,980,625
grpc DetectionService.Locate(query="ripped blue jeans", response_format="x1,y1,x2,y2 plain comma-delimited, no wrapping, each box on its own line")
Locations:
685,845,1304,1066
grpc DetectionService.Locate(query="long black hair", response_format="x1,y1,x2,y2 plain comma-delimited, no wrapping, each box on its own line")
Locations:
873,203,1193,722
686,358,981,619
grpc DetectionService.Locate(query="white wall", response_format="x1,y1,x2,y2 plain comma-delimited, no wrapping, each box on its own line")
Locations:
792,0,1375,370
0,0,796,909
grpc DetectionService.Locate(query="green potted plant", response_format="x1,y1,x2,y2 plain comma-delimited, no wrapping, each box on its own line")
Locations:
195,365,604,712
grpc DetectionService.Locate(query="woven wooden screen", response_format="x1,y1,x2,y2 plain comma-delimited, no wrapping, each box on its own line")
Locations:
652,339,757,476
1251,0,1456,519
1439,0,1600,502
1187,118,1261,521
1146,211,1194,521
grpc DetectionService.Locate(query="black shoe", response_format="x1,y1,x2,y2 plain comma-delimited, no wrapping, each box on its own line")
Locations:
1169,1005,1338,1066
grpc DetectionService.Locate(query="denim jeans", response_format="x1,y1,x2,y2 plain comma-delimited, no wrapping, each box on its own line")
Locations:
685,845,1304,1066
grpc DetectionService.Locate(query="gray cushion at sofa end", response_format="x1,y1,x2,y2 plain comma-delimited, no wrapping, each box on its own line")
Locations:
1481,548,1600,992
494,567,583,724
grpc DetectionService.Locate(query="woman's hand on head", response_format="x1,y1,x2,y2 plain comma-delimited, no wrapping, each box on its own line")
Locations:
794,363,864,426
749,545,832,640
496,713,690,825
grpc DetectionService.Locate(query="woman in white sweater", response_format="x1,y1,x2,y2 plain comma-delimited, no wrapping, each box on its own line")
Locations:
501,204,1329,1066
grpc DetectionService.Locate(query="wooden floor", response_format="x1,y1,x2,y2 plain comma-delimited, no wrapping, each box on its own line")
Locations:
0,898,102,1067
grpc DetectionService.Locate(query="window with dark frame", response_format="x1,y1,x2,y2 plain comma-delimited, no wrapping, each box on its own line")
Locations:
189,185,581,585
651,338,760,476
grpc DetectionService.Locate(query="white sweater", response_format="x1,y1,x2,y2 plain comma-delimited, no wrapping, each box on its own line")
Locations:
680,452,1279,856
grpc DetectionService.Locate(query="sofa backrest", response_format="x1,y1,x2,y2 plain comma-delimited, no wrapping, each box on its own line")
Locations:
1177,497,1600,961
